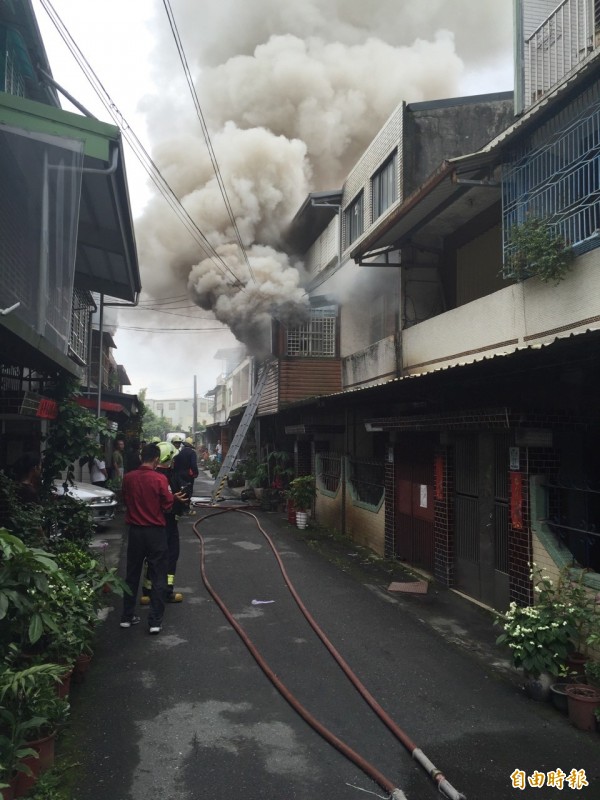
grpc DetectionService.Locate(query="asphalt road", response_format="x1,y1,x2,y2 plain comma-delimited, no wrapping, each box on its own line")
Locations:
66,474,600,800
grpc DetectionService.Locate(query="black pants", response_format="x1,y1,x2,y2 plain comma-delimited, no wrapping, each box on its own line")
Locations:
122,525,167,627
166,515,180,594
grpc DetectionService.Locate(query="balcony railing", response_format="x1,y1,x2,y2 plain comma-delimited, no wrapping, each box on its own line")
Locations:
525,0,596,108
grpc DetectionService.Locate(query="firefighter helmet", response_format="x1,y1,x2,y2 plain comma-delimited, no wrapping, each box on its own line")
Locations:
157,441,177,465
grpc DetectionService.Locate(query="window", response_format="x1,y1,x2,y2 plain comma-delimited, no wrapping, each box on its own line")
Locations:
156,403,163,411
372,152,397,220
287,306,337,357
344,192,364,248
169,402,176,411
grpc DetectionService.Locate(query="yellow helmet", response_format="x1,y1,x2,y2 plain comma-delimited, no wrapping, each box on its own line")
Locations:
150,436,161,443
157,441,177,465
185,436,194,445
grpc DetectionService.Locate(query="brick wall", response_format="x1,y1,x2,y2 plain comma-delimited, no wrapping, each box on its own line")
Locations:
384,456,395,558
434,447,455,586
508,445,559,606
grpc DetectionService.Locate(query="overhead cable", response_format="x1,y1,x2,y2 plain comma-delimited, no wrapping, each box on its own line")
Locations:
162,0,257,284
38,0,246,290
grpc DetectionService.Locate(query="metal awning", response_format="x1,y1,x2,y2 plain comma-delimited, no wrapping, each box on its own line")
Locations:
0,92,141,302
350,157,500,262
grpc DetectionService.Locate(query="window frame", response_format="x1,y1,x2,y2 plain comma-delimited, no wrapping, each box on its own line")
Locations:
344,191,364,248
371,151,398,221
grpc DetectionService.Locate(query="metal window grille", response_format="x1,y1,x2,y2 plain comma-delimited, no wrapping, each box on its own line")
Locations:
316,452,343,493
503,81,600,250
348,457,385,507
4,49,26,97
287,307,336,356
69,289,93,364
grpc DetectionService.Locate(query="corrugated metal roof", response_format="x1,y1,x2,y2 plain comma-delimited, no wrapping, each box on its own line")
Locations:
280,326,600,410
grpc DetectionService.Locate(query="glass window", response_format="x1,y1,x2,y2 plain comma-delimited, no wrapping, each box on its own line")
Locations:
344,192,364,248
372,152,398,220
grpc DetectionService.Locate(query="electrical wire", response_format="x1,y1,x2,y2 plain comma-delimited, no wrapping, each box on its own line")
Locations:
38,0,247,290
162,0,257,285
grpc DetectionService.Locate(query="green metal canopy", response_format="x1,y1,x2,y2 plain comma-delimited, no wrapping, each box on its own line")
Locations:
0,91,141,302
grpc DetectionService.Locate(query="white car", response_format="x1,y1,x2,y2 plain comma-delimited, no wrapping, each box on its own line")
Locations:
53,480,118,526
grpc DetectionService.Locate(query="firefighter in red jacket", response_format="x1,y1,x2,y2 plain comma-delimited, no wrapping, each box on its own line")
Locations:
140,441,189,605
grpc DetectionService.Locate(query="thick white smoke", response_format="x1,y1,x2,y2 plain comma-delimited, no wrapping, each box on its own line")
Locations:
134,0,512,354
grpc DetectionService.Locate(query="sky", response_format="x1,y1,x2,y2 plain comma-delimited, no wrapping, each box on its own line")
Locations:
32,0,515,401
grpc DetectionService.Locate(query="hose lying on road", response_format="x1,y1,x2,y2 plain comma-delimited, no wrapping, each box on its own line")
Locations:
191,503,466,800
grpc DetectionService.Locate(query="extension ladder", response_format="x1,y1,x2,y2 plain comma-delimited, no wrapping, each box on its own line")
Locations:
211,363,271,502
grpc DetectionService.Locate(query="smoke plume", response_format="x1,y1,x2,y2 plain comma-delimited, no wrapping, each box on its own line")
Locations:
134,0,512,354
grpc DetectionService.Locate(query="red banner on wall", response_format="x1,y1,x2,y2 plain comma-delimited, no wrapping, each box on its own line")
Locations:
36,398,58,419
510,471,524,530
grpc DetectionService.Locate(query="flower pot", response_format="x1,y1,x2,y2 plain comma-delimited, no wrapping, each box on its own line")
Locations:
295,511,308,530
524,671,553,702
565,683,600,731
566,652,588,681
286,499,296,525
549,682,570,714
72,652,92,684
56,667,73,698
13,730,56,795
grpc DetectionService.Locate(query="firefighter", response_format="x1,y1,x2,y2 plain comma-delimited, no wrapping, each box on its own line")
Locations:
173,435,199,499
140,441,188,605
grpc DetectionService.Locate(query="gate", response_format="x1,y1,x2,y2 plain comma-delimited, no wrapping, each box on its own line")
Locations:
454,433,511,610
394,440,435,572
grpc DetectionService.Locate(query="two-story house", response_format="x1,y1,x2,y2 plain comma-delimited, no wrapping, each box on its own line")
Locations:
215,0,600,613
294,0,600,611
0,0,141,466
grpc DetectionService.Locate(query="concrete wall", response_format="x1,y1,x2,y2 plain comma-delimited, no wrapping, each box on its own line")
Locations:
344,497,386,557
403,248,600,374
342,335,397,390
403,94,515,196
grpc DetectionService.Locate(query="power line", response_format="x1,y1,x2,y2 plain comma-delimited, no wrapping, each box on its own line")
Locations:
117,325,228,332
39,0,247,290
162,0,257,284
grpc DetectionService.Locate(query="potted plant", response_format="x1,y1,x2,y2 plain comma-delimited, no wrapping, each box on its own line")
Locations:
0,662,70,794
564,683,600,732
495,600,573,699
0,712,39,798
495,565,600,699
285,476,316,530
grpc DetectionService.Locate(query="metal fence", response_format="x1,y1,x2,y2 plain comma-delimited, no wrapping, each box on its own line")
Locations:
316,452,343,494
347,457,385,507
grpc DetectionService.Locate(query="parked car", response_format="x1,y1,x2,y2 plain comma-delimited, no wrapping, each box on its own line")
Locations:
53,479,118,526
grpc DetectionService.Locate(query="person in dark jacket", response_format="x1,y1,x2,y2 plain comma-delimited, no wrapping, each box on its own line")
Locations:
124,438,142,473
172,436,199,498
120,443,186,634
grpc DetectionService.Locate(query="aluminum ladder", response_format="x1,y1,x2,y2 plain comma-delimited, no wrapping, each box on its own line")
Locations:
211,363,271,502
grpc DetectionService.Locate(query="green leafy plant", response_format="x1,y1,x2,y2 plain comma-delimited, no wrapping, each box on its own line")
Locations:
495,599,574,678
41,376,113,496
0,663,69,742
285,475,317,512
0,708,39,785
0,530,62,653
503,216,575,285
495,565,600,678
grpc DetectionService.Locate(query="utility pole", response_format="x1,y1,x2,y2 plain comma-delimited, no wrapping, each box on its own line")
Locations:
193,375,198,441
